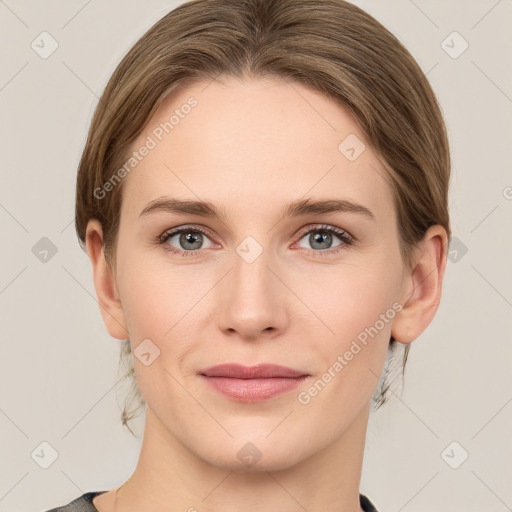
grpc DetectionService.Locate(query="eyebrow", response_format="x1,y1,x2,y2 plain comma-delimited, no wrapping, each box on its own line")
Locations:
138,196,375,221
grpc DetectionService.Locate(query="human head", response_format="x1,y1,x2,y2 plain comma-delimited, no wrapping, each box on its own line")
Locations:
75,0,450,434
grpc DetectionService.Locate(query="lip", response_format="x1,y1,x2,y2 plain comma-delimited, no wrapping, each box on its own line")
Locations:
200,363,307,379
198,364,310,402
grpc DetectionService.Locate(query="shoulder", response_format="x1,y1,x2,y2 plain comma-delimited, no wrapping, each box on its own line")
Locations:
41,491,106,512
360,493,379,511
43,491,376,512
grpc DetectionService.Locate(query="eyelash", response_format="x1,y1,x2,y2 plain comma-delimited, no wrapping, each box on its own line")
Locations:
158,224,354,258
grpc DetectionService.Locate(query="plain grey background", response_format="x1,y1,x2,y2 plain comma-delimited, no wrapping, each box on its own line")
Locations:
0,1,511,511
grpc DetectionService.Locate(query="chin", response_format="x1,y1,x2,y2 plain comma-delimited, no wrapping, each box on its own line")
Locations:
194,432,311,473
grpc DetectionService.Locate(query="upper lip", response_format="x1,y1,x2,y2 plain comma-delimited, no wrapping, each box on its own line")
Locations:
199,363,308,379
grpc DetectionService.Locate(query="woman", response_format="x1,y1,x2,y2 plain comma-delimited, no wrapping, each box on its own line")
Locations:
45,0,450,510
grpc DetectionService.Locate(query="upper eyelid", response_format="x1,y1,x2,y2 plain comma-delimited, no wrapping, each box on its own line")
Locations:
296,224,351,237
161,224,214,241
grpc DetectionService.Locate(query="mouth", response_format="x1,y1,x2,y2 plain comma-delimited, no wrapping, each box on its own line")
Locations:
198,363,310,402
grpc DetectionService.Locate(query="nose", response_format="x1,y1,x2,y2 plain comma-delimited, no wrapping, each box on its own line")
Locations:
216,246,289,341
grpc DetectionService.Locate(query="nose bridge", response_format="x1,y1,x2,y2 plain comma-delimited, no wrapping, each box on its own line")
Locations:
233,239,271,291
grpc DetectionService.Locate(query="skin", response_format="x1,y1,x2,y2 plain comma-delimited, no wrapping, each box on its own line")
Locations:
86,76,447,512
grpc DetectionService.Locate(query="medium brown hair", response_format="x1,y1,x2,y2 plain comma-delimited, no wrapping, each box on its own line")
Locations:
75,0,451,434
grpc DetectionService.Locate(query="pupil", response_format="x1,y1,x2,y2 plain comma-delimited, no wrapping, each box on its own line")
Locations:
311,231,332,250
181,232,202,250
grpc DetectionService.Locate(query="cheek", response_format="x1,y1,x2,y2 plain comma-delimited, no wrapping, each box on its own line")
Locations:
302,260,401,390
309,262,400,339
115,256,207,402
116,248,206,338
296,282,395,416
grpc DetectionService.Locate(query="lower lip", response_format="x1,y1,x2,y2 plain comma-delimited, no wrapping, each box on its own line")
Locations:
200,375,309,402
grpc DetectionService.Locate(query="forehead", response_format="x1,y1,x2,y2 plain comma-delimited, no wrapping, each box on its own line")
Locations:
120,76,394,226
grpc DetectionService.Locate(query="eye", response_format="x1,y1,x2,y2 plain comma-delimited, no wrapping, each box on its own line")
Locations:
158,223,354,258
294,224,354,255
159,225,217,257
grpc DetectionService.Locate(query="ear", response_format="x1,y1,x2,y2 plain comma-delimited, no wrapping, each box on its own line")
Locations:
85,219,129,340
391,225,448,344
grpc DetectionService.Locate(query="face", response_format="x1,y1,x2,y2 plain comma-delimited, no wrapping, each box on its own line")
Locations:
108,76,409,471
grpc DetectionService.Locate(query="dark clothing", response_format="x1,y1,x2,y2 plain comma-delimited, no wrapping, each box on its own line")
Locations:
43,490,379,511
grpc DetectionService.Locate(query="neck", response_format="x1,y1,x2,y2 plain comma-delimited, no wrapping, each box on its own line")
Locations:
112,404,370,512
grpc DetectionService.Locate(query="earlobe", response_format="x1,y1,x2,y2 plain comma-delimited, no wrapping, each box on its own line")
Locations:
391,225,448,344
85,219,129,340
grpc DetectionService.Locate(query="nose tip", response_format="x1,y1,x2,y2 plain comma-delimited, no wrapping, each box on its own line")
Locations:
217,255,287,341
